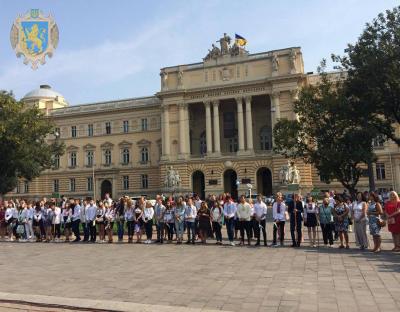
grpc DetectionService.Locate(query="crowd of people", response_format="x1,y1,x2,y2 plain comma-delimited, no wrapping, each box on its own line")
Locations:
0,190,399,253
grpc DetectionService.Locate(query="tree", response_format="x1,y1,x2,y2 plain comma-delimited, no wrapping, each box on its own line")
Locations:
273,63,377,196
333,6,400,146
0,91,64,195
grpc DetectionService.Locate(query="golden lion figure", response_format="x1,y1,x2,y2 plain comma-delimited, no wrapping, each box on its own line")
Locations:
21,24,46,54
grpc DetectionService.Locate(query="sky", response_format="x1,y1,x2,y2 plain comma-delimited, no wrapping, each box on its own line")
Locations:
0,0,398,105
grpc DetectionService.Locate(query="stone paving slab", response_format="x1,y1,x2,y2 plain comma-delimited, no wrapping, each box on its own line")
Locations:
0,228,398,312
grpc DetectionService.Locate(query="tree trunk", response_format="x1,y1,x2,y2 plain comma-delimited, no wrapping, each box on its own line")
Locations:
367,160,375,192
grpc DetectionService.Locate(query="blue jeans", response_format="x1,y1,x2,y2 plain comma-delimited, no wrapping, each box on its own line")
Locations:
117,221,125,240
156,222,164,241
175,220,184,240
186,221,196,242
225,217,235,242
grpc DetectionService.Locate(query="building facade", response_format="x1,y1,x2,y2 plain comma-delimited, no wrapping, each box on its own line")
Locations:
8,35,400,200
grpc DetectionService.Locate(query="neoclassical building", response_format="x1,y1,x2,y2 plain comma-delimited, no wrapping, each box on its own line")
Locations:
8,35,400,200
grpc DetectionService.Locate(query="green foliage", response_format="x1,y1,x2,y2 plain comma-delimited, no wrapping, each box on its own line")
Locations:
273,63,377,195
333,6,400,145
0,91,65,195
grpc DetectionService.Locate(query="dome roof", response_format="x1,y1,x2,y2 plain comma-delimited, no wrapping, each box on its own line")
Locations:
23,85,64,100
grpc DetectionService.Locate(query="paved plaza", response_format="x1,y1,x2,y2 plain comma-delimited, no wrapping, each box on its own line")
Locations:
0,228,399,312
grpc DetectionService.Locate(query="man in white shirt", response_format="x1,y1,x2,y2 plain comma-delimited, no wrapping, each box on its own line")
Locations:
185,198,197,244
81,199,90,242
237,195,252,246
272,192,287,247
71,199,81,242
223,194,237,246
254,195,268,246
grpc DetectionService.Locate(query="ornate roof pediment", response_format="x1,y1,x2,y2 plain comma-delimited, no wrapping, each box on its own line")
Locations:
83,143,96,150
66,145,79,151
137,139,151,146
118,140,132,147
101,141,114,149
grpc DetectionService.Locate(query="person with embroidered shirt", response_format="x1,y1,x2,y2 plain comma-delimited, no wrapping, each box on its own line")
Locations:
254,195,268,246
304,196,318,247
124,199,135,243
318,198,334,247
143,201,154,244
223,194,237,246
385,191,400,252
352,192,369,250
272,192,287,247
174,196,186,244
185,198,197,244
211,201,223,245
236,195,252,246
164,200,175,243
154,195,166,244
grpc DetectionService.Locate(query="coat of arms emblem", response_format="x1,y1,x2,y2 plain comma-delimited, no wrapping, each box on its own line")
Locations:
10,9,59,69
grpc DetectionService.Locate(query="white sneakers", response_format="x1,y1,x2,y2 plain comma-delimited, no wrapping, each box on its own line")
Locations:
144,240,153,244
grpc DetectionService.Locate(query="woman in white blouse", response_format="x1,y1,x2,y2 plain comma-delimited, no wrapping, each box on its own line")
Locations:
272,192,287,247
352,192,369,250
304,196,318,247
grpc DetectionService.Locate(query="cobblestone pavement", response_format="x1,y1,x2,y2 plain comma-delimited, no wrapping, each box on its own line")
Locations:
0,227,399,312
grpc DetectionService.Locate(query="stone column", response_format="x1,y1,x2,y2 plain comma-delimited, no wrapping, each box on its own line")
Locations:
290,89,299,121
270,92,280,148
185,103,191,156
178,102,187,158
236,97,245,152
204,101,213,155
244,96,254,152
212,100,221,154
161,105,170,160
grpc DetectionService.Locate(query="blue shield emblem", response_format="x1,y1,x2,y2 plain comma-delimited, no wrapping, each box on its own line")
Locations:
21,21,49,55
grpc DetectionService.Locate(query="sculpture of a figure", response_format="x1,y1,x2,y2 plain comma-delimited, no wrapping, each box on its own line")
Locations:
217,33,231,54
164,166,181,189
204,44,221,60
292,165,301,184
289,49,297,73
177,69,183,88
160,70,168,90
230,42,240,56
272,53,279,72
279,163,290,184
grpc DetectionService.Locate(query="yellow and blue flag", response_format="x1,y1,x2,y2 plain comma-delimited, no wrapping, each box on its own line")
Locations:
235,33,247,46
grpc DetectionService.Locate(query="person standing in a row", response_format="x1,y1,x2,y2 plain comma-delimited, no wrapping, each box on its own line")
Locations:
272,192,286,247
318,198,334,247
253,195,268,246
237,195,252,246
223,195,237,246
288,194,303,247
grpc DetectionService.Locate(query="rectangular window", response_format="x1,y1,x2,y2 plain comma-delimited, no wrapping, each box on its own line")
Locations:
376,163,386,180
71,126,77,138
141,118,148,131
70,152,77,168
87,177,93,192
24,181,29,193
16,182,20,194
86,150,94,166
88,124,94,137
105,122,111,134
123,175,129,190
141,174,148,189
53,155,60,169
53,179,59,192
123,120,129,133
104,149,112,166
69,178,76,192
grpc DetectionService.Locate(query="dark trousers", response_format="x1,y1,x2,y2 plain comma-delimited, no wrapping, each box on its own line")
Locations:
127,221,134,238
290,214,302,246
321,223,334,245
82,222,89,241
88,221,96,242
254,219,267,245
54,224,61,238
145,220,153,240
72,219,81,241
212,222,222,242
166,222,174,240
117,220,125,240
186,221,196,242
156,221,164,242
273,221,285,244
239,220,251,243
225,217,235,242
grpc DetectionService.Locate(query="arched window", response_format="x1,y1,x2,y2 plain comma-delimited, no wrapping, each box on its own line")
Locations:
104,149,112,165
122,148,130,164
260,126,272,150
199,131,207,156
140,147,149,163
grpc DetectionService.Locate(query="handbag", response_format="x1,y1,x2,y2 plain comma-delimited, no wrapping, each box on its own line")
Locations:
377,217,386,227
16,224,25,234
